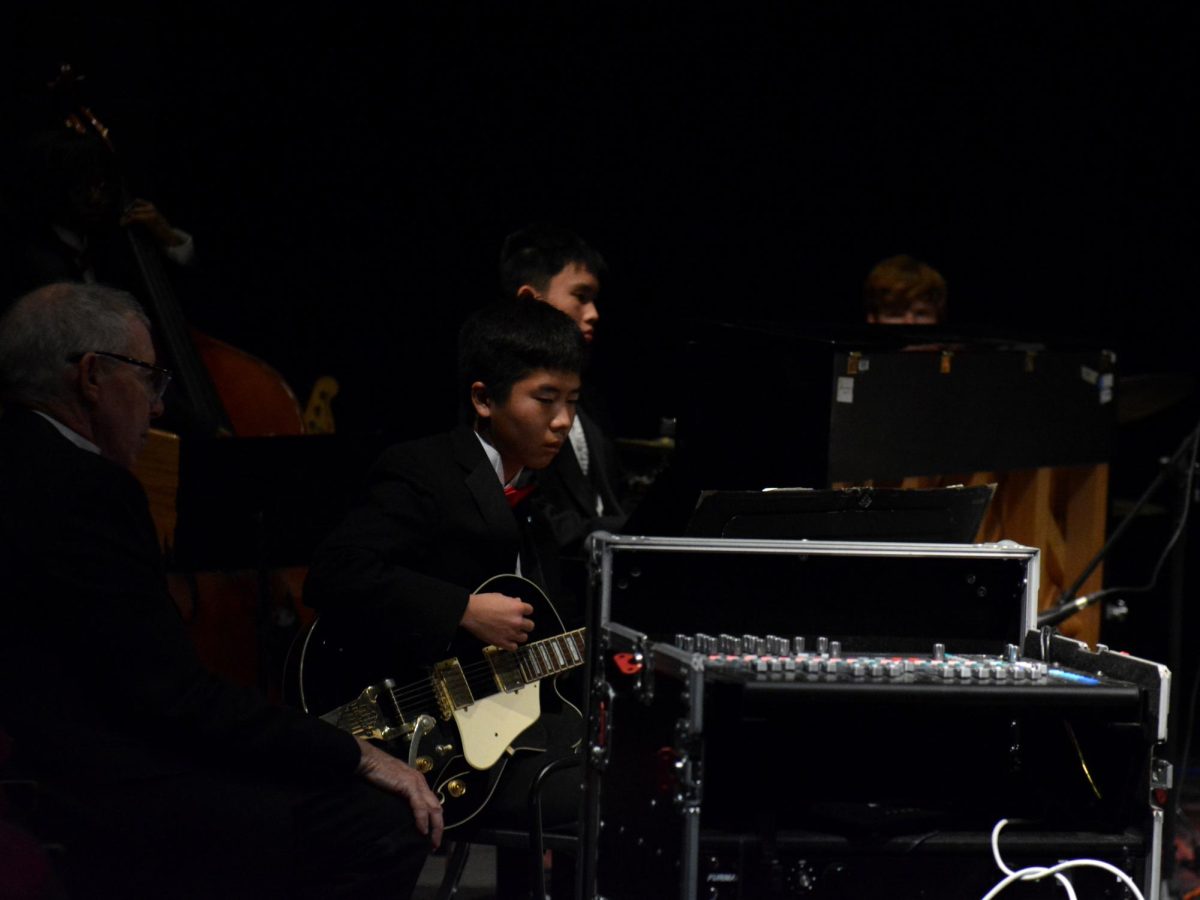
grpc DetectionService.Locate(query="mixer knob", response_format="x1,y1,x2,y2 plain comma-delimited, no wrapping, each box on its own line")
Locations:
886,662,903,678
932,642,946,661
1012,666,1027,681
804,657,824,674
1005,644,1020,664
869,661,885,678
829,640,842,658
695,633,716,654
792,636,807,654
718,634,740,655
742,634,766,655
816,636,829,656
675,634,696,651
851,661,867,678
765,635,789,656
992,664,1009,680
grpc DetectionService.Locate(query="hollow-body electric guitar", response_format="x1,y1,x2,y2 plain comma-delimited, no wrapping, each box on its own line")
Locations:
295,574,585,829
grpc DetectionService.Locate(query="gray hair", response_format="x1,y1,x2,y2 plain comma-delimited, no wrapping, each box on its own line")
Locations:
0,283,151,408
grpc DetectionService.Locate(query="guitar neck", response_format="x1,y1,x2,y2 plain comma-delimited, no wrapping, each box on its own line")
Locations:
389,628,586,722
501,628,587,689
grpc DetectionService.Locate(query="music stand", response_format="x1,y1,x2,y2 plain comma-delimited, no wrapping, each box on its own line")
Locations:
684,484,995,542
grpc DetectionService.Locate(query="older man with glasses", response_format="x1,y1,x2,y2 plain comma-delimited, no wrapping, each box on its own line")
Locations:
0,282,441,899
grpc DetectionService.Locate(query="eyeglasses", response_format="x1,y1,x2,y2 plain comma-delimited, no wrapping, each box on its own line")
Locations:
67,351,173,403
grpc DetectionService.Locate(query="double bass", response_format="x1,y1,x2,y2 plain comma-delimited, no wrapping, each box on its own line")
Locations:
49,63,338,691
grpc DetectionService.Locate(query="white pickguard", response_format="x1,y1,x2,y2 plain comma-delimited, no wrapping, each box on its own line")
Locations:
452,685,541,769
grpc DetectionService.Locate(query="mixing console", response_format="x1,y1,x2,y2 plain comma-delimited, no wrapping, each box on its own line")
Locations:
670,633,1128,693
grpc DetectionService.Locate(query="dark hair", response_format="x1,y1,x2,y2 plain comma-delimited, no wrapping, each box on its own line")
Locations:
498,223,608,297
457,299,585,415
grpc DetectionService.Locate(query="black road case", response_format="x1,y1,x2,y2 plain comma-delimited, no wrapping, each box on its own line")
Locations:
580,534,1169,900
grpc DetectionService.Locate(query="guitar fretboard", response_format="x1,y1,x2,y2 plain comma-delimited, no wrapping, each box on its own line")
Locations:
516,628,586,683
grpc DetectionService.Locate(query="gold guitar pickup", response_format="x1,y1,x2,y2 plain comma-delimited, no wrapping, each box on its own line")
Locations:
484,645,526,693
432,658,474,719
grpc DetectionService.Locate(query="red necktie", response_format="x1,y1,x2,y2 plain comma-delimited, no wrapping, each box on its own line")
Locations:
504,484,536,508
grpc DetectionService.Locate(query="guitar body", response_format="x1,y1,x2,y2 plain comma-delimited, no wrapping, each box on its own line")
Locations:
296,574,585,829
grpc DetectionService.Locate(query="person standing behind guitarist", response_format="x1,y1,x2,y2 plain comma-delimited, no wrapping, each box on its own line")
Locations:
304,299,586,837
499,224,628,561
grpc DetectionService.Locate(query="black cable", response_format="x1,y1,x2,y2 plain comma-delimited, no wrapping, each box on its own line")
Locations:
1060,420,1200,605
1038,418,1200,628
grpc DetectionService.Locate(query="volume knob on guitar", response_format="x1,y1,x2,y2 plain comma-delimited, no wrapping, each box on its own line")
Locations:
446,779,467,798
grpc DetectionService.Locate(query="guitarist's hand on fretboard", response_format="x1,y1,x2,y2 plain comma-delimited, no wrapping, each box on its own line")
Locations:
461,591,535,651
355,737,444,848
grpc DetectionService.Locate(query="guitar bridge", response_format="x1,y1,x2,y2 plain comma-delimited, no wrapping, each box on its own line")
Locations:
433,658,474,719
321,680,407,742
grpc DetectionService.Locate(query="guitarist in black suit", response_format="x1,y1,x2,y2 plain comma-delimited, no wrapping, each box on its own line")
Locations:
0,283,442,899
304,299,588,838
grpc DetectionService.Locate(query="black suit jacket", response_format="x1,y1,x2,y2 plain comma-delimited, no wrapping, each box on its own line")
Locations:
305,427,565,666
534,409,626,555
0,407,359,784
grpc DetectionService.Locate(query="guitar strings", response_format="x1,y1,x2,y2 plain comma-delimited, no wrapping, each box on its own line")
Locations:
385,631,583,699
385,644,572,707
383,632,585,714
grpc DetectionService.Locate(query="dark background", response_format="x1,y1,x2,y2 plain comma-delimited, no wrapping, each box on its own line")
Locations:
5,7,1200,662
6,5,1196,440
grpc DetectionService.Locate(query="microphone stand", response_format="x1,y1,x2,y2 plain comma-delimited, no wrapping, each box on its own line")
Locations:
1036,418,1200,628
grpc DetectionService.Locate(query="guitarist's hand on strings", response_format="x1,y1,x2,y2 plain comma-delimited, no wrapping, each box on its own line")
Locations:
461,591,535,651
355,737,444,849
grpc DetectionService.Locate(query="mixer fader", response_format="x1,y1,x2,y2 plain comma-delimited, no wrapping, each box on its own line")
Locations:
667,632,1140,706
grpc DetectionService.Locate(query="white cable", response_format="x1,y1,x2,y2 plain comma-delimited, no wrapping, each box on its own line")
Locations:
984,818,1144,900
982,859,1144,900
990,818,1014,873
990,819,1077,900
983,865,1071,900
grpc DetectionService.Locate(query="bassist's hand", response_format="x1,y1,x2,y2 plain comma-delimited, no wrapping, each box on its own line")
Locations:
120,198,186,248
355,737,444,849
461,592,535,651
